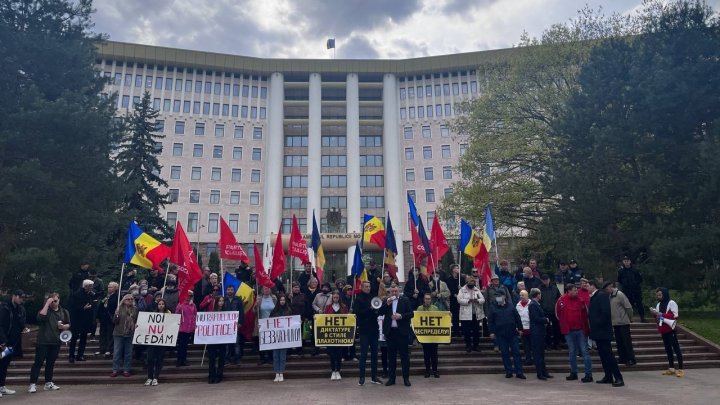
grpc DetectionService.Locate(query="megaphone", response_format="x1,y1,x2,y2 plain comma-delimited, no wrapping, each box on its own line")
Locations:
371,297,383,310
659,318,677,330
59,330,72,343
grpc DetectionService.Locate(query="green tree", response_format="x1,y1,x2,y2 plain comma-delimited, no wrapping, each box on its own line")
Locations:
548,0,720,290
208,251,221,274
115,91,171,239
0,0,122,291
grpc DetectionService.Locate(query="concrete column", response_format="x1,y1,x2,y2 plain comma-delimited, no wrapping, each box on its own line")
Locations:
346,73,361,276
383,73,405,282
263,72,284,237
307,73,322,229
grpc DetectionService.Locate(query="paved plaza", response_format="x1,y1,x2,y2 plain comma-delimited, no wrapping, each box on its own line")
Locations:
1,368,716,404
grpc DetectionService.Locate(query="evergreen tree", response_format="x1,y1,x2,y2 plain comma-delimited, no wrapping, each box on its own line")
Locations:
115,91,172,239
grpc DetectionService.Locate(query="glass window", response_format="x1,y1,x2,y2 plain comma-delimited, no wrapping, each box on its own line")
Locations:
285,155,308,167
443,83,450,96
209,190,220,204
407,189,416,201
422,126,431,138
242,85,249,97
251,107,258,118
259,107,266,119
436,104,442,116
444,187,453,197
406,169,415,181
212,103,220,115
404,127,413,139
124,74,132,87
208,213,219,233
241,106,248,118
211,167,221,181
249,214,259,234
232,105,239,117
253,127,263,139
184,79,192,92
427,105,433,118
170,166,181,179
155,120,165,133
168,189,179,203
165,77,173,90
322,136,346,147
213,145,223,159
445,104,452,116
440,125,450,137
399,88,406,99
192,144,203,157
405,147,414,160
359,175,383,187
187,212,198,232
260,87,267,99
191,167,201,180
427,211,435,229
214,82,221,95
359,155,382,167
452,83,459,95
400,108,406,119
195,123,205,136
230,191,241,204
172,143,183,156
251,86,258,98
358,136,380,147
461,82,468,94
204,81,212,93
424,167,434,180
234,126,244,139
409,107,415,118
321,175,347,188
175,79,182,91
284,176,308,188
284,197,308,209
250,192,260,205
233,84,240,97
443,166,453,179
175,121,185,134
470,81,478,93
121,95,129,108
193,102,201,114
251,169,261,183
321,196,347,209
222,104,229,116
183,100,191,113
167,212,177,229
189,189,200,204
195,81,202,93
360,196,385,208
233,147,242,160
442,145,451,158
231,168,241,182
423,146,432,159
460,143,468,156
203,102,210,114
153,98,161,110
418,106,425,118
223,83,231,95
407,87,415,98
114,73,122,85
417,86,423,98
252,148,262,161
321,155,347,167
228,214,239,233
425,188,435,202
172,100,180,112
434,84,441,96
145,76,153,88
215,124,224,137
425,85,432,97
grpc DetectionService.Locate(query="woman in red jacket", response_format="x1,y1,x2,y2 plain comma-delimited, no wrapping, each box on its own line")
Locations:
324,291,348,381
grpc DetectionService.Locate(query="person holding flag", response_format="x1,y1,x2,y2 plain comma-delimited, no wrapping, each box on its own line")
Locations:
311,210,326,285
352,244,383,386
383,214,399,281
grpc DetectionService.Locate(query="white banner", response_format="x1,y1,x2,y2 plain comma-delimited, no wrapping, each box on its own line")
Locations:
258,315,302,351
133,313,181,347
194,311,239,344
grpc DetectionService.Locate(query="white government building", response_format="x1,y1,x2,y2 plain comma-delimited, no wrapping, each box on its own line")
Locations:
97,41,513,281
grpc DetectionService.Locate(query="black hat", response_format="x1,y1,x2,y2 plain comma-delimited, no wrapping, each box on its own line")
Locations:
494,289,506,296
13,289,26,297
559,261,567,266
540,274,550,280
622,255,630,260
569,259,577,265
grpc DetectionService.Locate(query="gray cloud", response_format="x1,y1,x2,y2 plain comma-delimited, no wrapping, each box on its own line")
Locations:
294,0,421,37
441,0,499,15
336,35,380,59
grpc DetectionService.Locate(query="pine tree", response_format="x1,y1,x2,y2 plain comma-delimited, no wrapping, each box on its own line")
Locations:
115,91,172,239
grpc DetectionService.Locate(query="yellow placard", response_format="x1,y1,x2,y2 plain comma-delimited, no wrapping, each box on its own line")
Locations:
411,311,452,344
313,314,357,346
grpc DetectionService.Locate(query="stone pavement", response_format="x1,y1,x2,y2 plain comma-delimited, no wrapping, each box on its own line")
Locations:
1,368,716,405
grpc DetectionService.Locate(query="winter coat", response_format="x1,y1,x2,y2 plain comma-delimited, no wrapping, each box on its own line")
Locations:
428,279,451,310
539,283,561,315
457,285,485,321
609,290,633,326
0,299,26,356
70,289,96,334
36,307,70,345
528,300,548,337
588,291,614,341
175,301,197,333
555,294,589,336
488,301,523,337
112,306,138,337
516,301,530,332
312,292,332,314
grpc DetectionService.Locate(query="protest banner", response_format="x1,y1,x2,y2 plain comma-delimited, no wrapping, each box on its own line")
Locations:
411,311,452,343
194,311,239,344
133,312,181,346
313,314,356,346
258,315,302,351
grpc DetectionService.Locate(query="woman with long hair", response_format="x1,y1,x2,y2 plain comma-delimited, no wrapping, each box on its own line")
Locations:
207,296,226,384
111,294,138,377
270,294,292,382
174,291,196,367
324,291,348,381
144,298,170,386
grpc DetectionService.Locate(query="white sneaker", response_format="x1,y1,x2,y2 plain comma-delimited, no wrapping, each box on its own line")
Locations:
336,372,342,380
279,374,284,382
28,384,36,393
0,386,15,395
44,382,60,391
273,373,279,382
330,371,336,380
144,379,152,386
151,379,158,386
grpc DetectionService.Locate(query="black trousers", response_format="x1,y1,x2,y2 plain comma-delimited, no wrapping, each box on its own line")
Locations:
521,334,533,362
69,331,87,358
380,346,388,373
386,329,410,382
30,344,60,384
99,321,114,354
625,289,645,321
613,325,636,363
146,346,166,379
0,354,12,386
422,343,438,372
531,334,547,377
328,347,343,371
546,313,562,348
662,331,683,369
596,338,623,382
450,297,460,334
358,333,379,380
176,332,192,365
461,318,481,348
207,344,226,381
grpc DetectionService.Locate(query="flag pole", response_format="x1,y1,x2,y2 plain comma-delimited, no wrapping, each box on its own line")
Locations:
118,262,125,307
220,257,225,296
161,260,171,299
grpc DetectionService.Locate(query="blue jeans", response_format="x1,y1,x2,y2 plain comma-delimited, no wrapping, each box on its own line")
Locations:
495,334,524,375
272,349,287,373
565,330,592,376
358,333,379,380
112,336,133,372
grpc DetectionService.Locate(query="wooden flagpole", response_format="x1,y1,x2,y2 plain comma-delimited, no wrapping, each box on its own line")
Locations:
118,262,125,307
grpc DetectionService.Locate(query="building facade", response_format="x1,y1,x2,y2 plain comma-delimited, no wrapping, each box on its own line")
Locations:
97,41,514,282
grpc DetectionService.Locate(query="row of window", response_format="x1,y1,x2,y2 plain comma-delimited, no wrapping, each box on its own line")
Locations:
403,125,450,139
122,94,268,119
399,81,478,99
159,121,261,140
170,143,262,160
404,144,459,160
168,212,260,234
282,175,385,188
169,189,260,205
400,104,455,120
110,72,267,99
284,135,383,148
169,166,261,183
405,166,453,181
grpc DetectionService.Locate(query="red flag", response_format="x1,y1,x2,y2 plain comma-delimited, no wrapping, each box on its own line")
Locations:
411,223,427,260
289,215,310,263
430,213,449,262
239,304,255,341
170,222,202,303
219,216,249,263
270,227,286,281
254,241,274,289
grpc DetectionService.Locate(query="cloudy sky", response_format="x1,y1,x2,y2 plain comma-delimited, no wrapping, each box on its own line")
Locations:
92,0,720,59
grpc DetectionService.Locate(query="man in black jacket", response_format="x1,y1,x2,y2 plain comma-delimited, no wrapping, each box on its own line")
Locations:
588,280,624,387
539,274,562,350
617,256,645,322
488,289,525,379
445,264,463,336
382,285,414,387
529,288,552,380
68,280,95,363
223,285,245,365
0,290,26,396
353,281,382,386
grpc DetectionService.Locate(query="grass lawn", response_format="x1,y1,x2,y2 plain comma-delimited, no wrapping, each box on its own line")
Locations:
680,311,720,345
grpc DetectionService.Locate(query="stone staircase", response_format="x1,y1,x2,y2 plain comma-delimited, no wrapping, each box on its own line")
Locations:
6,322,719,385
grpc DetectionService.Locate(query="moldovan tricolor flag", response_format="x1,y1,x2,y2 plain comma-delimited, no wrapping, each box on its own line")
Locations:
169,222,202,303
384,214,398,280
311,210,326,285
123,221,170,271
218,216,249,263
289,214,310,264
363,214,386,249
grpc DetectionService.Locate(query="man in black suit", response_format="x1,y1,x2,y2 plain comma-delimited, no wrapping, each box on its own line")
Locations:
528,288,553,380
382,285,414,387
588,280,625,387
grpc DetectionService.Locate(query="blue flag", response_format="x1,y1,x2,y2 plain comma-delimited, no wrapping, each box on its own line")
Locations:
351,241,364,277
485,206,495,241
223,271,240,294
417,217,432,256
407,194,419,227
460,219,472,251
